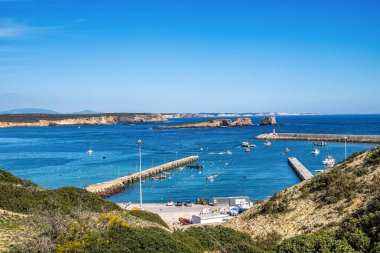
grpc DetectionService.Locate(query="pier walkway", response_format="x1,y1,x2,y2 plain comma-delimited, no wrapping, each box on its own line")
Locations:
288,157,313,180
85,156,199,198
256,133,380,143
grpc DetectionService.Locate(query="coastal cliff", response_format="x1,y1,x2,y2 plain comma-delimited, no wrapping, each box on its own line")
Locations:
0,113,167,128
157,118,252,129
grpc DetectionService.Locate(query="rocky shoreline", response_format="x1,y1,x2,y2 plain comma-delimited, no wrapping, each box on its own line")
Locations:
0,113,167,128
156,118,252,129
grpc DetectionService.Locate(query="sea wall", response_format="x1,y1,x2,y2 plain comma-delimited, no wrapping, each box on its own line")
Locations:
255,133,380,143
85,156,199,198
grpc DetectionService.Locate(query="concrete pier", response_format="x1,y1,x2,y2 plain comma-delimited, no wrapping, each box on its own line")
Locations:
85,156,199,198
256,133,380,143
288,157,313,180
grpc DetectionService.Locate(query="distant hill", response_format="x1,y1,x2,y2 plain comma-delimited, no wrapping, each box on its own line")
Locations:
71,110,102,114
0,108,61,114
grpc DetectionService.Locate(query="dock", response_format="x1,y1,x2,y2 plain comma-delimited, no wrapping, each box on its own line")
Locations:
255,133,380,143
85,156,199,198
287,157,313,180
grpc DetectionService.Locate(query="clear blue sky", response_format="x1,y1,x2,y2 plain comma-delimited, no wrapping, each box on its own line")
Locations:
0,0,379,113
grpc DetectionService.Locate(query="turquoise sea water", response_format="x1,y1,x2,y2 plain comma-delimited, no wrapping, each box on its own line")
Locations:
0,115,379,203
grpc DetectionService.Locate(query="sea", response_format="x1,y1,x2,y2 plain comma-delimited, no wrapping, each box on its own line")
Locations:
0,115,379,203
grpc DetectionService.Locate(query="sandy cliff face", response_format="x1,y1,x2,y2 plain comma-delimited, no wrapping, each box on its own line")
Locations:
0,114,167,128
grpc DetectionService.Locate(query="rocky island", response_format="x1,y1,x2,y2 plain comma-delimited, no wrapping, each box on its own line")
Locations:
157,118,252,129
259,116,277,125
0,113,167,128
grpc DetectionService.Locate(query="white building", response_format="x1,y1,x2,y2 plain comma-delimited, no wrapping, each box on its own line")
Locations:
191,214,229,224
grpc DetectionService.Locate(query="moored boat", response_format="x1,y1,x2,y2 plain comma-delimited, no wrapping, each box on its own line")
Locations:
314,141,327,146
311,148,320,155
322,155,335,166
206,174,219,181
264,140,271,146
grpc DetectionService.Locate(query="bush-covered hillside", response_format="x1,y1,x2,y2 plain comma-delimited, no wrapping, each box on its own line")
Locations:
0,169,259,252
227,146,380,249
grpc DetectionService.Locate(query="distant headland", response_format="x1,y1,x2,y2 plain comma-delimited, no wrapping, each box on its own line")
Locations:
0,113,167,128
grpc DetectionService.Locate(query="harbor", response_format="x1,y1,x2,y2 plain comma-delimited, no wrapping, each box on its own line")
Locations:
255,133,380,143
85,156,199,198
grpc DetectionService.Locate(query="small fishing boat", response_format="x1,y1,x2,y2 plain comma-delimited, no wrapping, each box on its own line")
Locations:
206,174,219,181
314,141,327,146
87,149,93,155
322,155,335,166
245,147,251,152
187,164,204,169
264,140,271,146
241,141,250,147
152,174,167,180
225,150,232,155
179,217,191,225
284,147,290,152
241,142,256,148
313,169,324,173
311,148,320,155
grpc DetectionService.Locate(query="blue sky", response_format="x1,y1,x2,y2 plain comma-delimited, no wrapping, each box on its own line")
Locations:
0,0,379,113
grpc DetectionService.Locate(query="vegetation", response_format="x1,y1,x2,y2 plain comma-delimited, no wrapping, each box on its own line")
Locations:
0,182,120,215
0,113,153,123
127,210,168,228
275,196,380,253
365,146,380,165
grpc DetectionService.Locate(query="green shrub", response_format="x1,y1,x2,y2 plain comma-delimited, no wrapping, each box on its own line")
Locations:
365,147,380,165
0,184,120,215
182,226,262,253
0,169,24,185
275,230,355,253
126,210,168,228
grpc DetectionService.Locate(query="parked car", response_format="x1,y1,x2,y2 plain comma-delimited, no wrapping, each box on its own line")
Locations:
175,201,183,206
166,200,174,206
185,200,193,207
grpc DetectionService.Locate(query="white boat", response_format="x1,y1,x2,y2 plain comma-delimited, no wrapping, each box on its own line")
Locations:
284,147,290,152
311,148,320,155
87,149,93,155
322,155,335,166
206,174,219,181
241,142,256,148
225,150,232,155
264,140,271,146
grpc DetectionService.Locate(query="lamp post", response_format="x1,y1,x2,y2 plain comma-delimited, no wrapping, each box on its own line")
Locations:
344,137,347,160
136,139,143,208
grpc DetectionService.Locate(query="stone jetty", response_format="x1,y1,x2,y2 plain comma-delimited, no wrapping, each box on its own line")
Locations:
255,133,380,143
85,156,199,198
288,157,313,180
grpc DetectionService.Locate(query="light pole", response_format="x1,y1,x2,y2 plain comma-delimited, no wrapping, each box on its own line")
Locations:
344,137,347,159
136,139,143,209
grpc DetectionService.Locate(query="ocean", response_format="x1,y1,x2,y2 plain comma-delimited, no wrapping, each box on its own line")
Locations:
0,115,379,203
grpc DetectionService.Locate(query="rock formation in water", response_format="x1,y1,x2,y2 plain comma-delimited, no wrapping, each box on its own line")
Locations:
0,113,167,128
158,118,252,129
259,116,277,125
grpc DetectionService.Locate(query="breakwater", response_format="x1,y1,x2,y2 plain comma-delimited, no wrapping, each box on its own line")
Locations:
288,157,313,180
85,156,199,198
256,133,380,143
